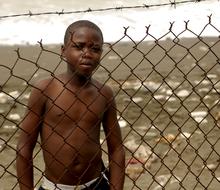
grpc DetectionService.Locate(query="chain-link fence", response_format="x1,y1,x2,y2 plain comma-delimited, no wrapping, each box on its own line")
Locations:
1,1,220,189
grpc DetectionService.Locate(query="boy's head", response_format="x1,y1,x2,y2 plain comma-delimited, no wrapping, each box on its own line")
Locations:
64,20,103,45
62,20,103,77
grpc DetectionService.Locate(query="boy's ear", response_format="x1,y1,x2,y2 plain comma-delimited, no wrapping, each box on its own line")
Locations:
61,45,66,59
61,45,65,53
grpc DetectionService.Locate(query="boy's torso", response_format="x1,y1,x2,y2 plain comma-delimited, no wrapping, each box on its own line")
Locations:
39,77,109,185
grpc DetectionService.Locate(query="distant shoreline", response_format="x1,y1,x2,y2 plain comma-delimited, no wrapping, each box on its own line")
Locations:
0,36,219,86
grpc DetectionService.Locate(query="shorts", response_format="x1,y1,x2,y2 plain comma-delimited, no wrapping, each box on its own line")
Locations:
38,172,109,190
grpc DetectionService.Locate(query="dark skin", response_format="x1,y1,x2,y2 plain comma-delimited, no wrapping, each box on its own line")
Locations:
16,26,125,190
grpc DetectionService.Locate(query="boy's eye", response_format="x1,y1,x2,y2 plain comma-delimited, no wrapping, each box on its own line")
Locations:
71,43,102,53
72,44,83,50
91,47,101,52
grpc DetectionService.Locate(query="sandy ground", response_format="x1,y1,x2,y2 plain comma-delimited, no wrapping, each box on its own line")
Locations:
0,37,220,189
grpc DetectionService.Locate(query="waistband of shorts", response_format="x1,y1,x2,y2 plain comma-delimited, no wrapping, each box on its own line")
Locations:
41,175,100,190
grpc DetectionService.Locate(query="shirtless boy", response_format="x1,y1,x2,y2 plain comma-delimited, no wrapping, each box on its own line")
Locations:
16,20,125,190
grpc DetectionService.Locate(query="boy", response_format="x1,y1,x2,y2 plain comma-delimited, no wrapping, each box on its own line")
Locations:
16,20,125,190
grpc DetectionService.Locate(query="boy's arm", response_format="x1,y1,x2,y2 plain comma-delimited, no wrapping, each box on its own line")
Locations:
102,88,125,190
16,82,47,190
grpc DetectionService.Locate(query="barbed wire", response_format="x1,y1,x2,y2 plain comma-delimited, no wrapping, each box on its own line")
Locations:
0,1,220,189
0,0,217,19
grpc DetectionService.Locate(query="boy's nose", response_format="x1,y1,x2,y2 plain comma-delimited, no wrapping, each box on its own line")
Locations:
82,48,92,58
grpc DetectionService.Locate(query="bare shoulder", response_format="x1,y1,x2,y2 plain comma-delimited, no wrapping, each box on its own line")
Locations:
32,77,54,92
32,75,63,96
28,77,58,105
92,79,114,100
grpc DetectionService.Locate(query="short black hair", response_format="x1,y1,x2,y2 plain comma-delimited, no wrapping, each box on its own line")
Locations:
64,20,103,45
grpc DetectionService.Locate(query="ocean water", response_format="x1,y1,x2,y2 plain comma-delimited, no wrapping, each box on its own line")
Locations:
0,0,219,45
1,1,220,190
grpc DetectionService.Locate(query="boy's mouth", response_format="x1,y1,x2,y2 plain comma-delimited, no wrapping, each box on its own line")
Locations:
80,62,94,69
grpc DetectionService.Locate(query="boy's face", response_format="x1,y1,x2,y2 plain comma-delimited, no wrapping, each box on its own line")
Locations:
62,27,103,77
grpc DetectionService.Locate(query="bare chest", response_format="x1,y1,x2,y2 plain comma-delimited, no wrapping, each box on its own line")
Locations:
44,87,106,125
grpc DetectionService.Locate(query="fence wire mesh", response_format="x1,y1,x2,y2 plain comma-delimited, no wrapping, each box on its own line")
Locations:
0,1,220,190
